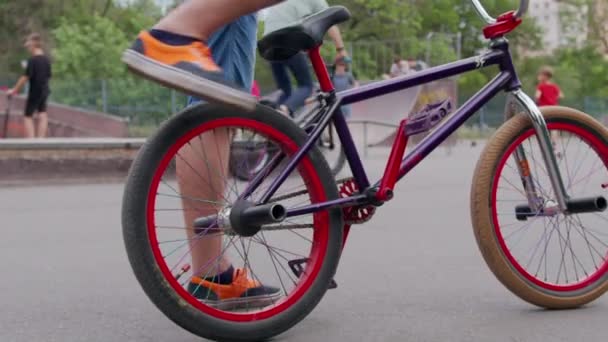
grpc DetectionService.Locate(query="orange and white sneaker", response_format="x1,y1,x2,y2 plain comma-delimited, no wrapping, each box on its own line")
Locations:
187,268,281,311
122,31,256,111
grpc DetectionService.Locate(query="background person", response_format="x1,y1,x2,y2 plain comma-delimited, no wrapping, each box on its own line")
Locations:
535,66,563,107
535,66,564,149
8,33,52,138
389,56,409,78
331,55,358,119
264,0,348,116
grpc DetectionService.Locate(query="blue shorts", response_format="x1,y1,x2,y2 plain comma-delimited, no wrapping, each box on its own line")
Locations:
188,14,258,106
340,105,352,120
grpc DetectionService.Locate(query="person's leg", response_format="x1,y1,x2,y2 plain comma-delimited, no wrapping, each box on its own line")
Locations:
155,0,276,41
179,16,278,304
282,53,313,113
341,105,352,120
36,113,48,138
187,14,258,108
123,0,281,110
23,98,36,138
182,15,258,277
270,62,292,106
23,117,35,138
177,128,232,277
35,95,48,138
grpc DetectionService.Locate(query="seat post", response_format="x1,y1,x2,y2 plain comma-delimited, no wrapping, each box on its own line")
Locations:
308,46,335,92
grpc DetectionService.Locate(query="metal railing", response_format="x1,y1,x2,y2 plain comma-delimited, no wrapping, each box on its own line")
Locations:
348,120,398,157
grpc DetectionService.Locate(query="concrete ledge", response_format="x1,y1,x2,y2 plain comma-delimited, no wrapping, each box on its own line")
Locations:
0,138,145,150
0,138,144,183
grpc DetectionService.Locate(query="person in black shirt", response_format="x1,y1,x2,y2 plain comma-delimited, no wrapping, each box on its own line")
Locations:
9,33,52,138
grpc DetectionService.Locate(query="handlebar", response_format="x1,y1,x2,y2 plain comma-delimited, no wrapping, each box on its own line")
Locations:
470,0,529,24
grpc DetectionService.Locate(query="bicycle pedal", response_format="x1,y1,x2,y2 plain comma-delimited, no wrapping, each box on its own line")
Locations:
288,258,338,290
405,99,453,136
288,258,308,278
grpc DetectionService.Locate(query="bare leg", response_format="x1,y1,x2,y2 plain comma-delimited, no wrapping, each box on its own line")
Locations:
36,112,48,138
155,0,281,41
23,117,35,138
154,1,282,278
176,128,232,277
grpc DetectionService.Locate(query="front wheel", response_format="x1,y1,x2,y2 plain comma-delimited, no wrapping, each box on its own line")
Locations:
122,103,343,341
471,106,608,309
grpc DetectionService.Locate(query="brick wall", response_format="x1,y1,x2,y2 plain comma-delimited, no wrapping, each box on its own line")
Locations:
0,95,129,138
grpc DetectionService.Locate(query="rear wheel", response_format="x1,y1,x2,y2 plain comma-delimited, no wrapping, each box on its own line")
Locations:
122,103,343,341
320,123,347,176
471,107,608,308
229,136,275,181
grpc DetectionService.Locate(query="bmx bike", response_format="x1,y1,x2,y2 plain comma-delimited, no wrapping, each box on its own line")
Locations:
229,93,348,181
123,1,608,340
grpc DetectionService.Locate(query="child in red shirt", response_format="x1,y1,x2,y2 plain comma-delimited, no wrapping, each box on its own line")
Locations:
535,66,563,106
535,66,564,156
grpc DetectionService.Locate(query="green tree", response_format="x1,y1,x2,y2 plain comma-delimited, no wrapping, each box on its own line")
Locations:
50,10,179,124
52,15,128,79
0,0,160,76
323,0,542,81
0,0,113,74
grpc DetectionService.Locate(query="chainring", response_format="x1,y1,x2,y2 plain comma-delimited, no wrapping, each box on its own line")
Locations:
338,178,376,224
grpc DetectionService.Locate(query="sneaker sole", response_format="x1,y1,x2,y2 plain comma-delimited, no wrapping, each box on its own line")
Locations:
122,50,257,112
201,292,282,311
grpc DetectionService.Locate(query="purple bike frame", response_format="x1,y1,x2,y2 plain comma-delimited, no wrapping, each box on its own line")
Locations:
251,42,520,218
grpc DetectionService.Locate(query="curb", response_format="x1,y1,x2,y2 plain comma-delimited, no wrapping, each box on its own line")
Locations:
0,138,145,182
0,138,145,150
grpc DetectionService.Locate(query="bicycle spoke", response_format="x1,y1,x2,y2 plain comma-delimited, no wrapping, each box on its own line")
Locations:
157,192,225,206
176,151,231,204
145,120,332,319
188,235,236,296
491,119,608,292
258,232,289,296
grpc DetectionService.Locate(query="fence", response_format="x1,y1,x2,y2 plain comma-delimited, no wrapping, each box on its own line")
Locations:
459,92,608,129
345,33,462,80
6,78,604,135
2,32,607,134
50,78,189,127
39,36,462,124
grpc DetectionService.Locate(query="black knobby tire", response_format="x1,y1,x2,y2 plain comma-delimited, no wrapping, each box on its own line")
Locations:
319,123,347,176
294,103,347,176
229,140,276,181
327,145,347,176
122,103,343,341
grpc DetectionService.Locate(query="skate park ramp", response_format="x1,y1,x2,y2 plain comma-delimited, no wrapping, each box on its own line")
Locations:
348,85,420,146
349,79,458,147
0,95,129,138
261,79,458,149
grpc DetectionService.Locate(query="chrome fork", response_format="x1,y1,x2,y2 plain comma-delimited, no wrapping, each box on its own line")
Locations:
505,89,569,211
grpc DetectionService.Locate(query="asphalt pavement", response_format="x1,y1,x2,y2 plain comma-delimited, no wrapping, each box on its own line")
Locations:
2,142,607,342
